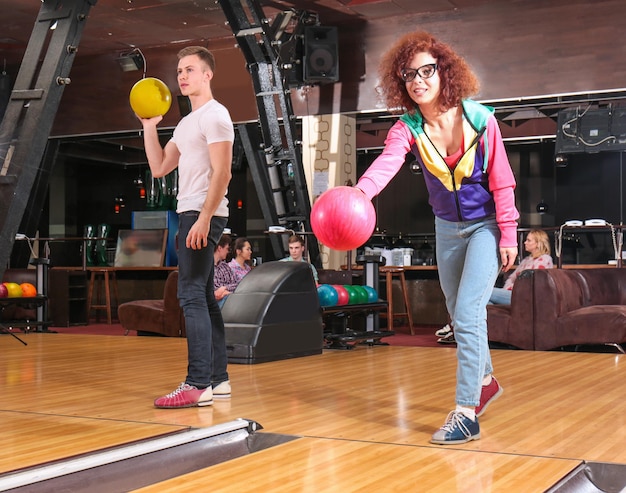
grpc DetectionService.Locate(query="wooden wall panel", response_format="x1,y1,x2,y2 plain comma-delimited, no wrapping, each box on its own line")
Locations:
293,0,626,116
46,0,626,136
51,45,257,137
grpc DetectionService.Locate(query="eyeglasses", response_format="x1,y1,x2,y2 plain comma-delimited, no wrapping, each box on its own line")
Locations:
400,63,437,82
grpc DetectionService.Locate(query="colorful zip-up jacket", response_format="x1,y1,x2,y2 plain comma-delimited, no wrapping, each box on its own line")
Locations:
356,100,519,247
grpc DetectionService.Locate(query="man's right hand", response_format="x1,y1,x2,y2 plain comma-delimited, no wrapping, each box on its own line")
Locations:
137,114,163,127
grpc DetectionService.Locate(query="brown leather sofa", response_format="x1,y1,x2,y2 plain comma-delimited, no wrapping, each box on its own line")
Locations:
118,270,185,337
487,268,626,351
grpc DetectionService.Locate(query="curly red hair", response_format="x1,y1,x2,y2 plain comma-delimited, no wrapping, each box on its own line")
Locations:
377,31,479,114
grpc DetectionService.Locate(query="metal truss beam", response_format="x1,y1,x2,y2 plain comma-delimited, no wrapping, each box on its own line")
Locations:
0,0,97,279
218,0,320,266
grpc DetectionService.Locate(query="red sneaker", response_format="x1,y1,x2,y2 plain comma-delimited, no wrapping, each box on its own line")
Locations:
154,383,213,408
476,376,503,417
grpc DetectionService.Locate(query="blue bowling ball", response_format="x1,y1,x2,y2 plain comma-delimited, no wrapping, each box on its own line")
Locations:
362,285,379,303
317,284,338,307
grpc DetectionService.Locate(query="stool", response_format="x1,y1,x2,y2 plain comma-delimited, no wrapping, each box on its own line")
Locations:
86,268,119,324
380,266,414,334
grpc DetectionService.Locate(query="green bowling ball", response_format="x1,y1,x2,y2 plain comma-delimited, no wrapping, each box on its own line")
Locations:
352,285,369,304
343,285,360,304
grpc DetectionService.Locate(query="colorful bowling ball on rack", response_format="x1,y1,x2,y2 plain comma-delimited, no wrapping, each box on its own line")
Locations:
333,285,349,305
3,282,22,298
352,285,369,304
20,282,37,297
317,284,338,307
344,285,360,304
0,283,8,298
310,186,376,251
362,285,379,303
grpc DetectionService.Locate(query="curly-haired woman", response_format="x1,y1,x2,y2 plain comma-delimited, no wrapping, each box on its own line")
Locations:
355,31,519,444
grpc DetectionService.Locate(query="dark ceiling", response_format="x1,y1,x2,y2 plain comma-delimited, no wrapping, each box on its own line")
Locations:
0,0,503,166
0,0,499,69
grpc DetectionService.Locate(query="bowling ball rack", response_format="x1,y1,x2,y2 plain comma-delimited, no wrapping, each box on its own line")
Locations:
322,301,392,350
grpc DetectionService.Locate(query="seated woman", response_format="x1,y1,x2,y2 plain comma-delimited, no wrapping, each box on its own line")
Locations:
227,237,253,283
437,229,554,344
489,228,554,305
213,234,239,308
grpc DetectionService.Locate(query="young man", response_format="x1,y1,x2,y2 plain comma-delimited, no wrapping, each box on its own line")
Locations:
279,234,318,283
213,234,239,308
139,46,234,408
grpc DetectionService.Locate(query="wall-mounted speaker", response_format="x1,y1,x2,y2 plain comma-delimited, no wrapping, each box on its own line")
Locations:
303,26,339,84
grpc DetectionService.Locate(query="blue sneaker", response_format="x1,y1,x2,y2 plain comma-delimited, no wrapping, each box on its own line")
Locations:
430,411,480,445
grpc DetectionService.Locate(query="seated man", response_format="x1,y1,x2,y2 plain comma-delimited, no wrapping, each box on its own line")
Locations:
213,234,240,308
279,234,318,283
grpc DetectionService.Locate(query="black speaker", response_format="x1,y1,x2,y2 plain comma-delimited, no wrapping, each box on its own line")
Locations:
303,26,339,84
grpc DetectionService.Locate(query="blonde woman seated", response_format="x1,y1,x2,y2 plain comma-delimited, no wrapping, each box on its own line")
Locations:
437,229,553,343
489,228,554,305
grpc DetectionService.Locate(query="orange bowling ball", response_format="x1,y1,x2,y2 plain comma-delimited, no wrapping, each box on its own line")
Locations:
20,282,37,297
129,77,172,118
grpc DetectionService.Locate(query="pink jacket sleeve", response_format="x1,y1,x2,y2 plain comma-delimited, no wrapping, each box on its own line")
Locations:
485,116,520,247
355,121,413,200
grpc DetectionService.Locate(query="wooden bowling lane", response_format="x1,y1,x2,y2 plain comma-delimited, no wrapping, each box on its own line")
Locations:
0,412,184,474
1,332,625,491
133,436,580,492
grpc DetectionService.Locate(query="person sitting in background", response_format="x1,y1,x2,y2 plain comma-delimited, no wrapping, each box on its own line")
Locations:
213,234,239,308
435,319,455,345
489,228,553,305
279,234,318,283
436,229,554,344
228,237,252,283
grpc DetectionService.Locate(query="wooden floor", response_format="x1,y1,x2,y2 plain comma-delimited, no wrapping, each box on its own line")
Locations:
1,332,625,492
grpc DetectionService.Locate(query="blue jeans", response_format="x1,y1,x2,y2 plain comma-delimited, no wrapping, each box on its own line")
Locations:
435,215,501,408
217,295,228,309
177,213,229,388
489,287,512,305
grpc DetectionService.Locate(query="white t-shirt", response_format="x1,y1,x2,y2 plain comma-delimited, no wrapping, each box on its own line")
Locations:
170,99,234,216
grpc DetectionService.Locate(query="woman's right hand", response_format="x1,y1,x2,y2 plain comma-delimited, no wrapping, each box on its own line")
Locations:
215,286,231,300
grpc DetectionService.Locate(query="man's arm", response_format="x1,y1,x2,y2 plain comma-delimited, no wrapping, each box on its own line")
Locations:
186,140,233,250
140,116,180,178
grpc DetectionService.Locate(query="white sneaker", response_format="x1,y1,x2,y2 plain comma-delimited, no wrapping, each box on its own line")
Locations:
213,380,231,399
435,324,453,337
437,331,456,344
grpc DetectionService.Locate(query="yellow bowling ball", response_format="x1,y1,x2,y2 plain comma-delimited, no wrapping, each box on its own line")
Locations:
129,77,172,118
